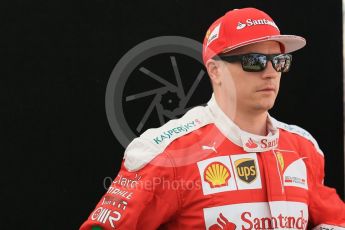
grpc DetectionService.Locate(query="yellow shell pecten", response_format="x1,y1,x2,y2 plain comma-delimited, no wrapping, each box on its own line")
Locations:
204,162,230,188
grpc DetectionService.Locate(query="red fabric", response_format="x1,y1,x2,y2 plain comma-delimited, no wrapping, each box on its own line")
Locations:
202,8,305,64
80,124,345,229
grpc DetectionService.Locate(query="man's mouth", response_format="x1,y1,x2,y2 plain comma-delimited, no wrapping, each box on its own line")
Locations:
257,86,276,92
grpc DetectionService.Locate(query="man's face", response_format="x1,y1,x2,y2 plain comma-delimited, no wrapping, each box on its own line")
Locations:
218,41,282,114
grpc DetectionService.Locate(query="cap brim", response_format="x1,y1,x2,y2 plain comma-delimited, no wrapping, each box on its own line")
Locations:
222,35,306,54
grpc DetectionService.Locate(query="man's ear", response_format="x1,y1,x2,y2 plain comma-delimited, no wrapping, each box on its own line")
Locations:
206,59,222,86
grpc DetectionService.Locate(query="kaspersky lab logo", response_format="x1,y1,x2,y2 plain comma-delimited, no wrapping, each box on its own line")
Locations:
152,119,201,145
236,19,279,30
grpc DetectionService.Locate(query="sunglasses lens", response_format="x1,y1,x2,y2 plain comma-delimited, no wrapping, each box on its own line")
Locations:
242,54,267,72
219,53,292,73
272,54,292,72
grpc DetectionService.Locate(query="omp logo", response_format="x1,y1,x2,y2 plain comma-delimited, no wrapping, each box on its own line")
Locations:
204,162,231,188
91,207,122,228
236,18,279,30
234,158,257,183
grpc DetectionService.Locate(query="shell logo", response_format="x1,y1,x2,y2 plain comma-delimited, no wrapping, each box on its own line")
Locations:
204,162,231,188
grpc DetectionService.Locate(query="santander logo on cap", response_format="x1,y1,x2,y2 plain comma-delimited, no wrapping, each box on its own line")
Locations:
202,7,306,64
236,18,279,30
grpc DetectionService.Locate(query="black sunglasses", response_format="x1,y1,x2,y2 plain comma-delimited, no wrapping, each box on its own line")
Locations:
214,53,293,73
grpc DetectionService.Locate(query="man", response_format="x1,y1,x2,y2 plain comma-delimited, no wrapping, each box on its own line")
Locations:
80,7,345,229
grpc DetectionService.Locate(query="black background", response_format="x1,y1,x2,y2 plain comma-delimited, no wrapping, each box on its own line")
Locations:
3,0,344,229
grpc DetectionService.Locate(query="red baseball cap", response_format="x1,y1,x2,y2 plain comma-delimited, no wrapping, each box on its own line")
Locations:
202,8,306,64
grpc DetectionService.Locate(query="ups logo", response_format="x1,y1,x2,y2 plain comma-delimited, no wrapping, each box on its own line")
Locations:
235,158,257,183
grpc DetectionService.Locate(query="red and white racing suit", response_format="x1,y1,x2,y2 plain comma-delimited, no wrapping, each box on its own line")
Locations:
80,96,345,230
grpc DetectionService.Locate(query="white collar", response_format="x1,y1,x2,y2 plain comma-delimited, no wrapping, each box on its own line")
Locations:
207,94,279,152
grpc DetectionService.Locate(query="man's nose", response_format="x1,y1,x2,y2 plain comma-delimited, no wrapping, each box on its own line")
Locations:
262,61,279,78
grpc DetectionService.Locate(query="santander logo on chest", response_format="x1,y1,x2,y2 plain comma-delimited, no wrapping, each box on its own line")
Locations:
241,131,279,152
